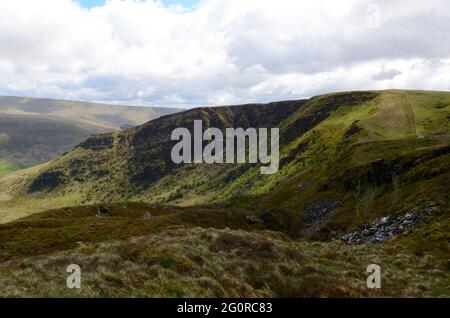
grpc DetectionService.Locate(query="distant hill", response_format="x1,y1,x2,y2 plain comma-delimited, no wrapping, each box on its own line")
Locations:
0,89,448,297
0,114,102,167
5,90,449,218
16,90,449,202
0,96,182,168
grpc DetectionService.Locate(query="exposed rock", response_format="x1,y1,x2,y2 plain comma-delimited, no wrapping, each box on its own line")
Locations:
280,141,309,168
246,215,260,225
144,212,153,220
344,121,361,139
300,198,343,234
78,134,114,150
28,170,66,193
303,199,343,224
96,205,111,218
424,205,440,214
340,211,424,245
296,182,311,191
155,205,179,214
342,145,450,189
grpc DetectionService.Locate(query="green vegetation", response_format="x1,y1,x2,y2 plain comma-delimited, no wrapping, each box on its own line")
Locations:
0,226,448,297
0,96,182,166
0,90,448,297
0,96,182,131
0,162,23,177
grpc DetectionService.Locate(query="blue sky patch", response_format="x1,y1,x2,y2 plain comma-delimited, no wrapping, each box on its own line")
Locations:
77,0,199,9
78,0,106,9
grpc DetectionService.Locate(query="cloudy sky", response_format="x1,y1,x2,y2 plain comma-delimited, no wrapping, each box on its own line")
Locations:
0,0,449,108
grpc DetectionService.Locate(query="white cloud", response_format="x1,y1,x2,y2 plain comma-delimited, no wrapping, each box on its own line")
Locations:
0,0,449,107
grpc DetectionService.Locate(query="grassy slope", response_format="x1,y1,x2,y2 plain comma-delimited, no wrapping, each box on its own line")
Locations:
0,90,449,297
0,205,447,297
0,96,182,168
0,115,103,166
1,227,448,298
0,162,22,178
1,91,449,222
0,96,183,130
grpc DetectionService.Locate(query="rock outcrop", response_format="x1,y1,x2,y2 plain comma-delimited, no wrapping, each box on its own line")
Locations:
340,211,426,244
301,198,343,234
28,170,66,192
304,199,343,224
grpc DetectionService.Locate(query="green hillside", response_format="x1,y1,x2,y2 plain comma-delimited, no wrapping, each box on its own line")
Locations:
0,90,448,297
0,96,182,168
0,162,22,177
0,115,103,167
6,90,449,205
0,96,183,130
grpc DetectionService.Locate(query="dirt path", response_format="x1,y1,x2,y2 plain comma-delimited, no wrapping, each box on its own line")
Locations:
404,95,418,138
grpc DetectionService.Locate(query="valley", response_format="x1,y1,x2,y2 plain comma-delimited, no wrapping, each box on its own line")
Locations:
0,90,448,297
0,96,182,168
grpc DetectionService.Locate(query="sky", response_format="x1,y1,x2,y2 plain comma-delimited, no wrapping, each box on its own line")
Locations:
78,0,199,9
0,0,450,108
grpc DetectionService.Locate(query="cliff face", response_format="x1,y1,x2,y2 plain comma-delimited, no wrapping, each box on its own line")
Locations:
25,98,310,193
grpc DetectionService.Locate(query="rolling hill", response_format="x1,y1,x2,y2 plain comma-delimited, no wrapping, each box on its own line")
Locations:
0,114,103,167
0,90,448,297
0,96,182,170
8,91,450,204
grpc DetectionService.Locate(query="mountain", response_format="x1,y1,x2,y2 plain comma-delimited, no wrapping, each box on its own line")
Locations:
10,90,449,202
0,96,183,130
0,89,448,297
0,114,103,168
0,96,182,169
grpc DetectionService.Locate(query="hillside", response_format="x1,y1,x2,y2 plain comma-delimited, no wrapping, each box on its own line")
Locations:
0,90,448,297
0,96,182,170
0,96,183,130
2,91,449,219
1,221,448,297
0,114,103,167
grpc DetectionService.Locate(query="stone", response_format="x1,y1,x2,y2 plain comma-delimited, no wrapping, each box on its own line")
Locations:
303,198,343,224
340,209,425,245
96,205,111,218
246,215,259,224
296,182,310,191
144,212,153,220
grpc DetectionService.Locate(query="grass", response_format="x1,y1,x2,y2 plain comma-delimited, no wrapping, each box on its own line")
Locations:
1,90,448,231
0,192,447,297
0,202,261,262
0,162,22,177
0,227,448,297
0,90,448,297
0,96,182,167
0,96,182,131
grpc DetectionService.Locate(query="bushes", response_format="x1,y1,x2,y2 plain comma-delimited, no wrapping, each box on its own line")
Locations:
167,189,184,202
